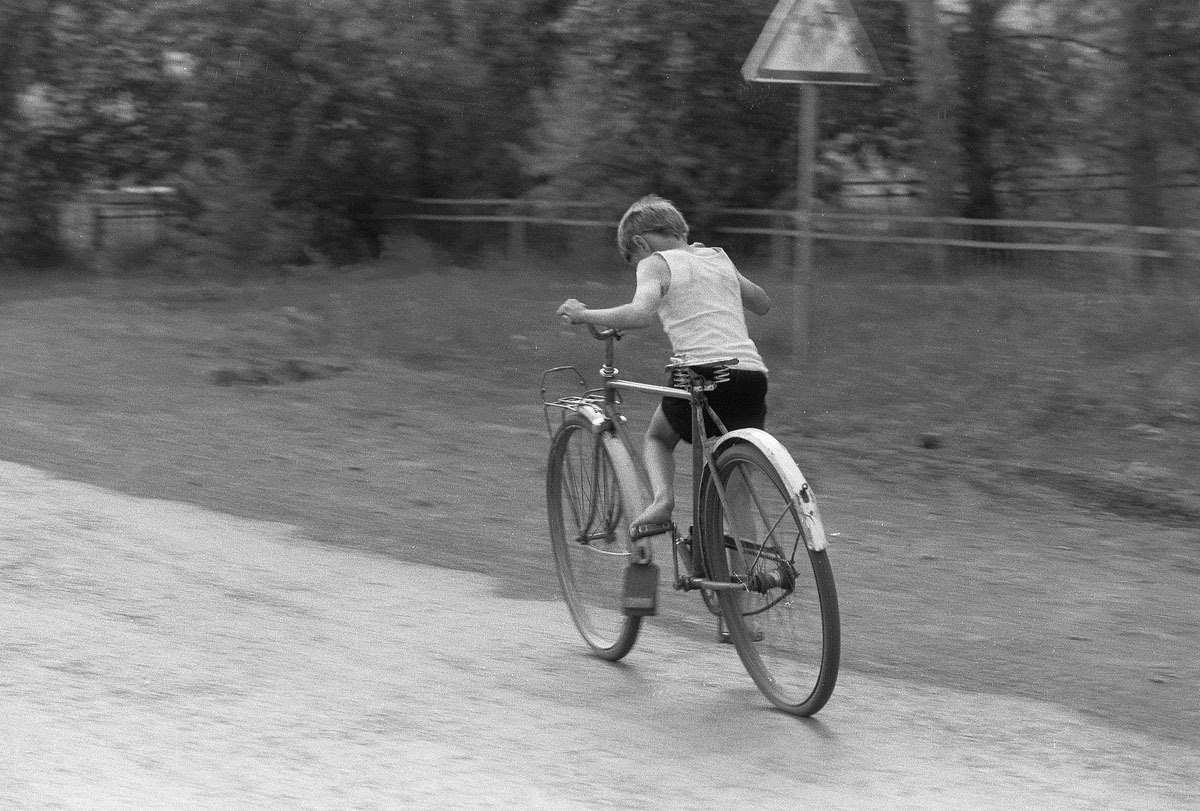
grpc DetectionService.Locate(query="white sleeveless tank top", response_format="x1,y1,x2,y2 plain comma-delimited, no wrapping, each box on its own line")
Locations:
654,245,767,374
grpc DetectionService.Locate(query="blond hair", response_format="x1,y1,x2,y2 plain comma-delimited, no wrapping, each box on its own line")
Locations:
616,195,689,262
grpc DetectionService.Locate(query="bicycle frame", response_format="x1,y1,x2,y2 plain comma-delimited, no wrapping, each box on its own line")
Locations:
544,325,840,715
543,327,755,594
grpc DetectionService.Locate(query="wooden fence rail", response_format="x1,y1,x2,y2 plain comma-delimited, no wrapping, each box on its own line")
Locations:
83,193,1197,352
84,193,1199,284
381,197,1197,271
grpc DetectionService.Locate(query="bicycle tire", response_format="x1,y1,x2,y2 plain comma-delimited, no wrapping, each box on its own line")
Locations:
700,441,840,716
546,413,646,660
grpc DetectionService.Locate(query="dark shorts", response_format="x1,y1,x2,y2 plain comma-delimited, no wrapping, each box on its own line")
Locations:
661,369,768,444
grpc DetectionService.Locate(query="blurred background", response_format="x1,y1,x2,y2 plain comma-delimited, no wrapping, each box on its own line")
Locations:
1,0,1198,283
2,1,1199,767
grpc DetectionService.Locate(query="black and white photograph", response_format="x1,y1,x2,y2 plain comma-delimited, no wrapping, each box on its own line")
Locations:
2,0,1197,807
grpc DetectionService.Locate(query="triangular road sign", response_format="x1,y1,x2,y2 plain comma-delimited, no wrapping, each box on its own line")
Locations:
742,0,883,85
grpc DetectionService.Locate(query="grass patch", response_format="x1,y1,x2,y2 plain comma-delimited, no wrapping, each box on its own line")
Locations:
120,237,1200,499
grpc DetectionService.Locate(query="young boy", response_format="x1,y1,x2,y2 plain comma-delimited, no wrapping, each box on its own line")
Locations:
557,195,771,540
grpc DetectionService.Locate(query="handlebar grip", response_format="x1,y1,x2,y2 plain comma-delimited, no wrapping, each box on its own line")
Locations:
589,324,621,341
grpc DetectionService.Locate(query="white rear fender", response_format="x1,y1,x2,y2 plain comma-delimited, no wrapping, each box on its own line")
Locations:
710,428,829,552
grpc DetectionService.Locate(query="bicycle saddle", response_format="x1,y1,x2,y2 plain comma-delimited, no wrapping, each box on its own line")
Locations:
665,357,740,376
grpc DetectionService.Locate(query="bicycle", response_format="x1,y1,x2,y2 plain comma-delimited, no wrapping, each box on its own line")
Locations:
542,325,840,717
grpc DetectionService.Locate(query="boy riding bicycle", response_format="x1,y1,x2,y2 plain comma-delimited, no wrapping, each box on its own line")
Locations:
557,194,772,542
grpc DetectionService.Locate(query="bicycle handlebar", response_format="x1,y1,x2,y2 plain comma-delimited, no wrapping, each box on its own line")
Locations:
560,315,621,341
588,324,621,341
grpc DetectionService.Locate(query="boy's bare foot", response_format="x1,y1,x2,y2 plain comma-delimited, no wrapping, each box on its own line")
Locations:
630,500,674,539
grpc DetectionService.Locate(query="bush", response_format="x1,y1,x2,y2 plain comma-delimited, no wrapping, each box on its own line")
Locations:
172,151,280,271
0,174,67,267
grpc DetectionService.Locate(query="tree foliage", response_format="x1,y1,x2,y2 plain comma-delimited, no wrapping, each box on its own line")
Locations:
1,0,1198,266
0,0,562,263
946,0,1200,223
528,0,915,218
1,1,191,260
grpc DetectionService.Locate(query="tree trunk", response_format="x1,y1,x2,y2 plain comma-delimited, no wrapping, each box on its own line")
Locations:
961,0,1002,221
1123,0,1167,286
905,0,958,218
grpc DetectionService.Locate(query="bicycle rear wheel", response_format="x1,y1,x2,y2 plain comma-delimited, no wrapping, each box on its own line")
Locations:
546,413,642,660
701,442,840,716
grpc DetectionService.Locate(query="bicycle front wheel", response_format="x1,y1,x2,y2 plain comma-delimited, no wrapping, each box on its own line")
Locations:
701,442,840,716
546,413,643,660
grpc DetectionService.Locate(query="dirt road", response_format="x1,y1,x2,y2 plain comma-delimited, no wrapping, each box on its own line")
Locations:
2,268,1198,807
4,460,1198,809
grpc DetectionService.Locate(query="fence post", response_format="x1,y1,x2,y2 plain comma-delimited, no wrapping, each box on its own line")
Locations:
1112,224,1134,294
154,190,166,245
771,211,792,272
507,201,526,262
91,196,109,275
930,216,948,279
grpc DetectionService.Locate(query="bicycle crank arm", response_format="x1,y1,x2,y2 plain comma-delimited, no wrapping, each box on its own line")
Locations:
677,576,750,593
677,572,796,594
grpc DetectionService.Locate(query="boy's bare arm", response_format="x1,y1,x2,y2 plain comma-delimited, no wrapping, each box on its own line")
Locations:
557,257,668,329
738,272,771,315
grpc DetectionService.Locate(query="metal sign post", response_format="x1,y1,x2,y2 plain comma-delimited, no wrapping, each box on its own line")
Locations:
795,84,818,362
742,0,882,360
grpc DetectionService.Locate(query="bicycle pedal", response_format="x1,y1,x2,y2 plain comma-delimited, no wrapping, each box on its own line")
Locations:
716,617,764,643
622,561,659,617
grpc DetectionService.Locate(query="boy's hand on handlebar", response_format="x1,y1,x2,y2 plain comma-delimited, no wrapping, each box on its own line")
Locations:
557,299,588,325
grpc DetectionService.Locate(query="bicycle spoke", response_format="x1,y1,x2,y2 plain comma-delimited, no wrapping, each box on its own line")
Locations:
703,443,840,716
560,448,587,540
737,463,795,561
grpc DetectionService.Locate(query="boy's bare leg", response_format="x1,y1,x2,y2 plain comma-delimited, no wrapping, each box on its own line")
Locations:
631,407,679,532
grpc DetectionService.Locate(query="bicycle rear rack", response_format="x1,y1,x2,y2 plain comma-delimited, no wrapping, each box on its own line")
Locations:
540,365,606,436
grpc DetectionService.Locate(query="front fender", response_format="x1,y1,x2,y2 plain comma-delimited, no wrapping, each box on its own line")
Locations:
710,428,829,552
599,428,652,526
